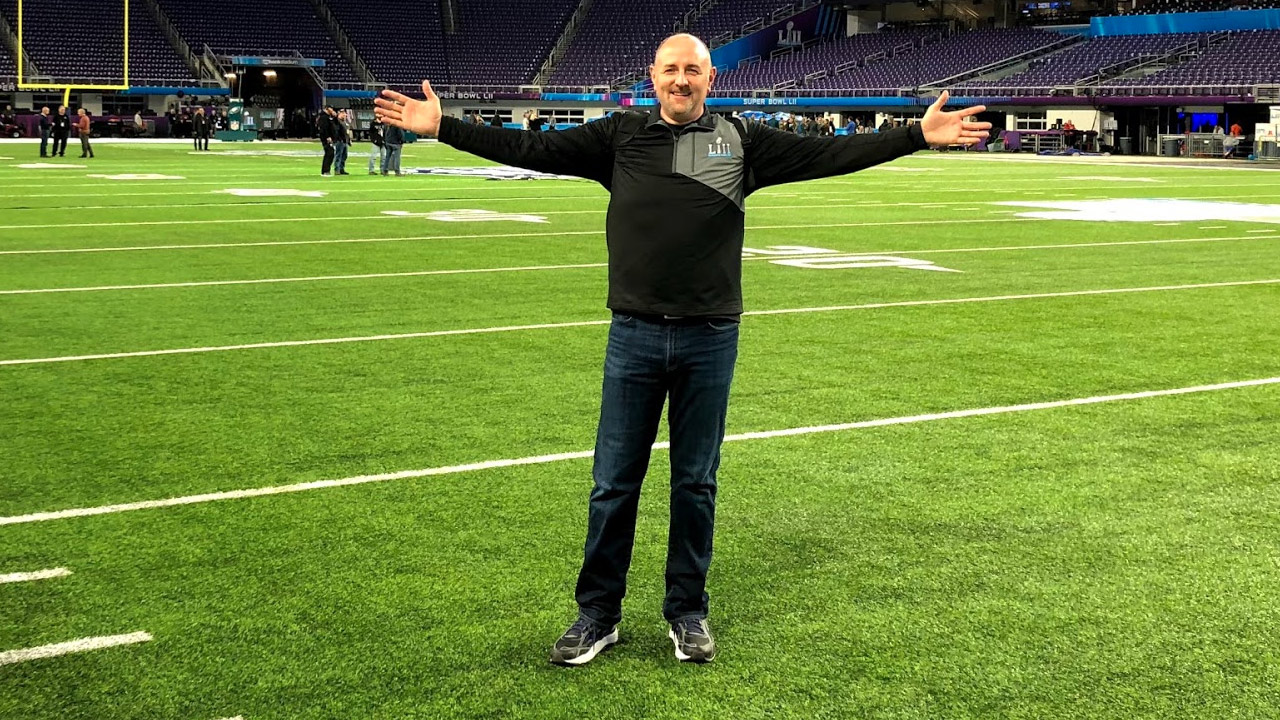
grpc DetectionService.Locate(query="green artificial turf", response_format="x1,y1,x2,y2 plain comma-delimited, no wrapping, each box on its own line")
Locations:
1,141,1278,719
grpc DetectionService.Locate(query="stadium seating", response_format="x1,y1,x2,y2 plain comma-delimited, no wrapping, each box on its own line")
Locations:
687,0,795,43
325,0,450,85
953,32,1205,95
155,0,359,82
713,29,935,92
712,28,1063,94
445,0,579,85
0,41,14,78
0,0,193,83
1097,28,1280,92
548,0,700,87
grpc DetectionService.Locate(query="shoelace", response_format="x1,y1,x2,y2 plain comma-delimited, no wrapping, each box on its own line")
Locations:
566,617,599,641
675,618,709,639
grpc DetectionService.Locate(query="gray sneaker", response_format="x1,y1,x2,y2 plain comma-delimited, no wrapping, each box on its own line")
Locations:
550,616,619,666
669,617,717,663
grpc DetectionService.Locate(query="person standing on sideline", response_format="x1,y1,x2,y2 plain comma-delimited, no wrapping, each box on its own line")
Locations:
192,108,210,151
38,106,52,157
75,108,94,158
317,106,337,176
375,32,988,667
333,109,351,175
367,116,385,175
51,105,71,157
380,121,403,175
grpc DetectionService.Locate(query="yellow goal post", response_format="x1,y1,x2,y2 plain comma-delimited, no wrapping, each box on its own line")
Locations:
17,0,130,104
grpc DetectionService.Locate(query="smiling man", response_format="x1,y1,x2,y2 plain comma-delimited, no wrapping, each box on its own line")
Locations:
376,33,989,666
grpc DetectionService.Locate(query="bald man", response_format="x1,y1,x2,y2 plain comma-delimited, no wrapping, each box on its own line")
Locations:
376,33,989,666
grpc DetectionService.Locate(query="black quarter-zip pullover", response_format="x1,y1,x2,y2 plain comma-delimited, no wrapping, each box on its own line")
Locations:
436,108,928,317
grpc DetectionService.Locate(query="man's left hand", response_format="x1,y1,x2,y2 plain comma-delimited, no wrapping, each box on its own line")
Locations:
921,91,991,147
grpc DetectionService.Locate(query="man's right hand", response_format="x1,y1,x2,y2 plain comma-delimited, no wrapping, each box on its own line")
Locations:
375,81,442,137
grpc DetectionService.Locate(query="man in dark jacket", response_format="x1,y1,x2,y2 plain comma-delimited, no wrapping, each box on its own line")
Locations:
380,122,403,176
376,33,988,667
367,116,384,175
316,106,337,176
192,108,211,151
38,106,52,157
51,105,71,157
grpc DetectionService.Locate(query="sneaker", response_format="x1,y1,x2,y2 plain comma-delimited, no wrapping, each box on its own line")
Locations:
550,616,618,666
669,617,716,663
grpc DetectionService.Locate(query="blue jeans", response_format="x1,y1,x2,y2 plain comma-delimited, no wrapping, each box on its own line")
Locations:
368,145,384,173
576,312,739,627
334,141,349,173
381,145,402,174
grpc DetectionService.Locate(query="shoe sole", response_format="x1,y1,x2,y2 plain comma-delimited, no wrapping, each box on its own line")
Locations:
669,629,715,663
551,629,618,666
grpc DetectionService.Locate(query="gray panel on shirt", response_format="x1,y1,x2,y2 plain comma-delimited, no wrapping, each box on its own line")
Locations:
674,116,746,211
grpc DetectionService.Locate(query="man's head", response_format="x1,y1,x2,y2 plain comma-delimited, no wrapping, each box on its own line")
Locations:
649,34,714,125
77,108,86,116
41,106,49,116
57,105,66,115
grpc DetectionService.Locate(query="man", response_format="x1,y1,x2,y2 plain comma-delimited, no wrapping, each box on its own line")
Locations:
75,107,94,158
192,107,210,151
1224,121,1243,158
51,105,71,157
380,121,403,176
334,109,351,175
316,106,337,176
133,110,146,136
367,116,385,175
38,106,52,157
375,33,987,667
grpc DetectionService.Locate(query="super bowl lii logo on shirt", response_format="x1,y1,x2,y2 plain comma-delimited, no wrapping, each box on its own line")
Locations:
707,137,732,158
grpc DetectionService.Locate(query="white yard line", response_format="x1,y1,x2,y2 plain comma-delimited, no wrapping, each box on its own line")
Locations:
3,234,1273,296
1,377,1276,526
0,567,71,584
0,218,1034,255
0,202,947,229
2,278,1276,367
0,632,152,665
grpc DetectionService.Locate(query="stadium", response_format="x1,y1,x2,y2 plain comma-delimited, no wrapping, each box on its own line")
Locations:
2,0,1279,717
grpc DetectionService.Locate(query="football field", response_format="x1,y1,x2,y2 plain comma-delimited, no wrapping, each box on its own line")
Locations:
2,140,1279,719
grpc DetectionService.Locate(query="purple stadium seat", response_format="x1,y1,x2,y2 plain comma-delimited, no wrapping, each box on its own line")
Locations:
155,0,359,82
0,0,193,84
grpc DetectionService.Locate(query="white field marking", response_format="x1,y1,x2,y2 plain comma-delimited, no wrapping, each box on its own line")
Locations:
0,632,152,665
3,278,1277,367
0,193,1035,213
0,567,71,584
2,377,1278,526
11,163,86,169
86,173,186,181
0,218,1035,255
215,188,327,198
5,234,1274,296
1247,229,1276,233
0,202,975,231
1155,222,1181,226
5,177,1280,197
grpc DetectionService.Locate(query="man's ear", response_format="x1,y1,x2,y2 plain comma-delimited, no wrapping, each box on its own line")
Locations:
708,66,716,90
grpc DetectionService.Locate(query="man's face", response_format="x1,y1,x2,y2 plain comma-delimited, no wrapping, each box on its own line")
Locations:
78,109,85,116
41,107,49,116
650,35,715,125
57,106,66,115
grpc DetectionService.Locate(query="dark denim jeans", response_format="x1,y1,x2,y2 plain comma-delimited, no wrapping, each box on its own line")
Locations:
576,312,739,628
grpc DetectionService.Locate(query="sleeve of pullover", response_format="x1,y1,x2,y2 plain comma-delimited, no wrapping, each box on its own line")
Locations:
436,114,618,186
741,121,928,191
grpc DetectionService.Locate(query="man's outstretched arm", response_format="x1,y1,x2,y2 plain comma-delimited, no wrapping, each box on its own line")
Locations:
375,81,616,185
745,91,991,189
